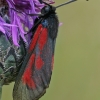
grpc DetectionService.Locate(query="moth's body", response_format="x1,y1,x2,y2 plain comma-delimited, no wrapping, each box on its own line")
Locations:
0,1,59,100
0,0,77,99
13,5,59,100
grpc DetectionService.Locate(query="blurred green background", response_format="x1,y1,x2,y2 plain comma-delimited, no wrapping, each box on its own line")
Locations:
2,0,100,100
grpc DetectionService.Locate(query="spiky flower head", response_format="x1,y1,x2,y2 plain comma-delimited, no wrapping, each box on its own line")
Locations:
0,0,54,46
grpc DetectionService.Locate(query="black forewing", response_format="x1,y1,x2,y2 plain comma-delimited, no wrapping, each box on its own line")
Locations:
13,14,59,100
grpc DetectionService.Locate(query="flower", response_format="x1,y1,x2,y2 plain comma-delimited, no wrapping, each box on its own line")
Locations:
0,0,54,46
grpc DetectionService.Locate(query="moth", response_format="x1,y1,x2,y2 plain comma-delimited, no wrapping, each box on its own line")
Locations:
12,0,77,100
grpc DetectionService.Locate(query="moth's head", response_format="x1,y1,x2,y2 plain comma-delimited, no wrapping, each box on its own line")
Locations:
41,0,78,15
41,5,56,15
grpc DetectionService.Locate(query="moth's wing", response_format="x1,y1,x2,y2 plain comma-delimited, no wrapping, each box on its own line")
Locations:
13,22,57,100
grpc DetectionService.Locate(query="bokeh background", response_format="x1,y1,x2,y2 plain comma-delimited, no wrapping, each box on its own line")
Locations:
2,0,100,100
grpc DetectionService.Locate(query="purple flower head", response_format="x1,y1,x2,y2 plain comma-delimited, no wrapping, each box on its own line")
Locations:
0,0,54,46
13,0,31,10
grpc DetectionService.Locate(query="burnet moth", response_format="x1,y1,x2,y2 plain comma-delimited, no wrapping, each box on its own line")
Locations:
13,0,77,100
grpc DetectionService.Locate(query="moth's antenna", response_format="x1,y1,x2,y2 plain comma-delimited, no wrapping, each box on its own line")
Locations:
56,0,77,8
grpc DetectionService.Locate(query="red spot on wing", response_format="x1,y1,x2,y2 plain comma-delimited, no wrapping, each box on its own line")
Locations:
29,24,43,52
35,55,44,70
38,28,48,50
35,27,48,70
51,55,54,70
22,54,35,89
